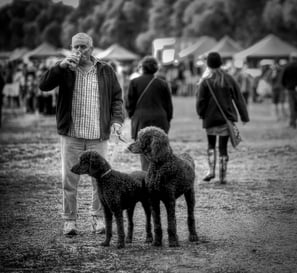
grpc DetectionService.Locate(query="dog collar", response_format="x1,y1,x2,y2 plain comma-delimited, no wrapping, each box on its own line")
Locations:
101,169,112,178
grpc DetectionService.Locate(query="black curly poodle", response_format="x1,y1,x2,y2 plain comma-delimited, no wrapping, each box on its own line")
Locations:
71,151,152,249
128,126,198,247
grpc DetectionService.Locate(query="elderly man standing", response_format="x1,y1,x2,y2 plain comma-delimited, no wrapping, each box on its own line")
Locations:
39,33,124,235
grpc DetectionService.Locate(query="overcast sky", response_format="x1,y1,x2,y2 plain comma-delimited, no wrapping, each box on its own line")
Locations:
0,0,79,8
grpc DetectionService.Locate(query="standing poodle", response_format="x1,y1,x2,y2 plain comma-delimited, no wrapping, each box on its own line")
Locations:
71,151,152,249
128,126,199,247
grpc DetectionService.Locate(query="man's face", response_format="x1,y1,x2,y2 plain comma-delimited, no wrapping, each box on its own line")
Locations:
71,36,93,63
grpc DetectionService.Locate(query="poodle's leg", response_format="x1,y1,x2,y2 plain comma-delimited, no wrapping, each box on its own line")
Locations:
151,198,162,246
114,210,125,249
141,200,153,243
184,189,199,242
164,199,179,247
100,207,113,247
125,205,135,243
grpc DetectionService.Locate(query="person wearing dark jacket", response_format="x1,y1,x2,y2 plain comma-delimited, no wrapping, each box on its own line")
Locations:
196,52,249,184
0,67,5,128
281,52,297,128
39,33,124,236
125,56,173,170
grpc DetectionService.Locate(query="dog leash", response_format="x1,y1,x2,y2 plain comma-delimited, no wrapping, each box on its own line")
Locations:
101,168,112,178
112,132,128,144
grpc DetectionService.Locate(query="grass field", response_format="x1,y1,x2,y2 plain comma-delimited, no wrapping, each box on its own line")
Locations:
0,97,297,273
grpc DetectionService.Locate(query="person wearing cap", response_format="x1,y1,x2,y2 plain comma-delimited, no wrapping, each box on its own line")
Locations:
125,55,173,170
196,52,249,184
39,33,124,236
281,52,297,128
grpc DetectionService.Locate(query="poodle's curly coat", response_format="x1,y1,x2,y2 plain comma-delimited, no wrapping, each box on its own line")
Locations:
71,151,152,249
128,126,198,247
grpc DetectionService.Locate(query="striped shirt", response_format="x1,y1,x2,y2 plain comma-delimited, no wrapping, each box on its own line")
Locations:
68,60,101,139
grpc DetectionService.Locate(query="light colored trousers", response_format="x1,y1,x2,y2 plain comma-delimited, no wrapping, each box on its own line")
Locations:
60,135,108,220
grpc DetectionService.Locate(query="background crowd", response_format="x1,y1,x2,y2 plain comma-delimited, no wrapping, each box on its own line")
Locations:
1,49,296,129
0,0,297,129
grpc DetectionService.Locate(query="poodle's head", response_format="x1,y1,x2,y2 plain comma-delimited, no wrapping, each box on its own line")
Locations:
71,150,111,178
128,126,172,163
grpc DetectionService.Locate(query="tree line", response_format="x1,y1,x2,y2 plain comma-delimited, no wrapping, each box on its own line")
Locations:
1,0,297,55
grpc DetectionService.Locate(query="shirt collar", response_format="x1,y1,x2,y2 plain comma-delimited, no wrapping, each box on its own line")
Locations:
91,55,99,65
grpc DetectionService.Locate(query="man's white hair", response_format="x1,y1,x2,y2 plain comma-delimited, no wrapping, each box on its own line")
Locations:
71,32,93,47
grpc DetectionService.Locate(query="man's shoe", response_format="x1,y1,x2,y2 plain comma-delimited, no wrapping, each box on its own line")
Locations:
91,216,105,234
63,221,78,236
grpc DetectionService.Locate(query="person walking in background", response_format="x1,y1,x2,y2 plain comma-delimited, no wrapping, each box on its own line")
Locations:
39,32,124,236
125,56,173,171
281,52,297,129
270,60,287,121
24,72,37,113
256,62,273,103
0,66,5,128
196,52,249,184
3,65,24,109
233,63,253,105
36,65,48,114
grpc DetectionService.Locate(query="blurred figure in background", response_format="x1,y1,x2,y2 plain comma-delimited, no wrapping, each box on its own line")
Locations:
3,65,24,108
270,60,287,121
36,65,48,114
0,66,5,127
281,52,297,129
125,55,173,171
233,63,253,105
256,61,273,103
24,72,37,113
2,65,22,108
196,52,249,184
